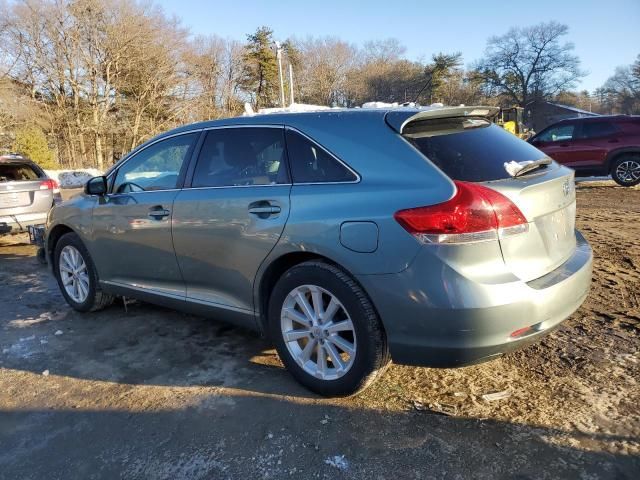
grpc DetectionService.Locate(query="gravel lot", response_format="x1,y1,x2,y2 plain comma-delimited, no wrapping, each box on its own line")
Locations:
0,181,638,479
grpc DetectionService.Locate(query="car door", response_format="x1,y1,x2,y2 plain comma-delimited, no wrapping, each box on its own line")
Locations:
567,121,620,169
532,122,578,166
90,131,200,298
171,126,291,315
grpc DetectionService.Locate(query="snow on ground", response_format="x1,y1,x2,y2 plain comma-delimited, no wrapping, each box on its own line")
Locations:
45,169,103,189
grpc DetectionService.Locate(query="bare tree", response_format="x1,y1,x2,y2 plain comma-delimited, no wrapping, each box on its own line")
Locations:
292,36,357,106
601,55,640,114
475,22,584,106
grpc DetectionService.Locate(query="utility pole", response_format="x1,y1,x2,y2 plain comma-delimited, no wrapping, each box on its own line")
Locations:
274,41,285,108
288,64,295,105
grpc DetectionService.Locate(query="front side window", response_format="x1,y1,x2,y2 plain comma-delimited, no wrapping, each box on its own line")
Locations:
191,128,288,188
537,124,575,142
285,130,357,183
113,133,198,193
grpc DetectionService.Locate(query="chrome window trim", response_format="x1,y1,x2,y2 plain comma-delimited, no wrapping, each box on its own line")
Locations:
107,188,182,196
184,183,292,192
106,123,362,194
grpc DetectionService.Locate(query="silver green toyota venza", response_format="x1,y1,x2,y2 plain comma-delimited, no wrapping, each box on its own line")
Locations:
44,106,592,396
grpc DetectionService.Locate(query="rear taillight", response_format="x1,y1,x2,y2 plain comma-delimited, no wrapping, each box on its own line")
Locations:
40,179,60,194
394,181,529,244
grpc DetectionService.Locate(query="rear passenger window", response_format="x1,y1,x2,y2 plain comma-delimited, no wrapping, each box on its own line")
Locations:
579,122,617,139
192,128,289,187
285,130,357,183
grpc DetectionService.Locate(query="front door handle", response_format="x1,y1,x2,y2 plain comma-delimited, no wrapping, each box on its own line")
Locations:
148,206,170,219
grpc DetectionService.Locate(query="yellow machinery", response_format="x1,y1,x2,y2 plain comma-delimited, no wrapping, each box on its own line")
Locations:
495,107,532,140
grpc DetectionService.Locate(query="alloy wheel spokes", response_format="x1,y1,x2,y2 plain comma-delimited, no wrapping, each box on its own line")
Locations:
281,284,357,380
617,160,640,182
59,245,89,304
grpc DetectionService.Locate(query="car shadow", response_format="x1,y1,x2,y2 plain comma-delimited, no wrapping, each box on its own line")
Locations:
0,397,638,479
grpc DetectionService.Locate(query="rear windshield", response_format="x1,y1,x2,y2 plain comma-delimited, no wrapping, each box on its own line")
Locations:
0,163,42,182
403,117,547,182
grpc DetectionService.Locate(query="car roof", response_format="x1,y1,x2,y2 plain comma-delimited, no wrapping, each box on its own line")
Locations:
0,154,33,164
555,114,637,124
143,105,500,145
167,107,401,135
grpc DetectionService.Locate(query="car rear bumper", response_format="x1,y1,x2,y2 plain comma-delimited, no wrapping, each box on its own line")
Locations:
0,212,48,234
356,230,592,367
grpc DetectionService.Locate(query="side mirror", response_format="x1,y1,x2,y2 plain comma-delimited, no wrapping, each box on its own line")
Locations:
85,176,108,196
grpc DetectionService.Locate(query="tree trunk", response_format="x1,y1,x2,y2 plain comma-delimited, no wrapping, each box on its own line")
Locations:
95,132,104,171
131,108,143,151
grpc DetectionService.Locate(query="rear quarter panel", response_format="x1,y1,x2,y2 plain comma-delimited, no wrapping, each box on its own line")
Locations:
254,113,456,304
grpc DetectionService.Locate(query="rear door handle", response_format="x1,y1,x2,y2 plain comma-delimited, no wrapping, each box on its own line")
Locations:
248,201,282,218
148,206,170,219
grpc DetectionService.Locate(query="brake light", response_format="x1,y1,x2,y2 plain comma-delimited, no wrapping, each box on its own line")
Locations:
40,179,60,194
394,181,528,244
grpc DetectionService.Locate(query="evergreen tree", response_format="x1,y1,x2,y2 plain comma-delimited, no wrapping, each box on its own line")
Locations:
13,126,58,169
241,27,279,109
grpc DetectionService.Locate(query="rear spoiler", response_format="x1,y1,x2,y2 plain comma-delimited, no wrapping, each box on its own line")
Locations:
385,106,500,134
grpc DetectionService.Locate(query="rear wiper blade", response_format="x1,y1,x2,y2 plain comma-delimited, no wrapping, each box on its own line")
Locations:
504,158,551,177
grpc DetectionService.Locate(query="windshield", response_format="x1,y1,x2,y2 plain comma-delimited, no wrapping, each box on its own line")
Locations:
404,118,548,182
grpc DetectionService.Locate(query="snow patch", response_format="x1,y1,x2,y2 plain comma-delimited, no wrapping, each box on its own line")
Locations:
325,455,349,471
45,169,103,189
245,102,333,116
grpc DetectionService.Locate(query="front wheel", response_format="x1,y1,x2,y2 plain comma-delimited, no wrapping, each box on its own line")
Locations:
269,261,389,396
611,155,640,187
54,232,114,312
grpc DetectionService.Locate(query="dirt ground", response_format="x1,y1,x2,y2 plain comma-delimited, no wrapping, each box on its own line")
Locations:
1,181,638,480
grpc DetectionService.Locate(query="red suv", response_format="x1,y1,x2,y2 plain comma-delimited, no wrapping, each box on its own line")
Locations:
529,115,640,186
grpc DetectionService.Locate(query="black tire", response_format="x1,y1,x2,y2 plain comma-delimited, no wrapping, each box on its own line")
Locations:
611,154,640,187
53,232,114,312
268,260,389,396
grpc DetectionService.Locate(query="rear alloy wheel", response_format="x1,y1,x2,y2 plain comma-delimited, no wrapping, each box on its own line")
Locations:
611,155,640,187
54,232,114,312
269,261,389,396
281,284,357,381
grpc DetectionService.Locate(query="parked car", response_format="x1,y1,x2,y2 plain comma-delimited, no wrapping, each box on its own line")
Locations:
0,153,61,235
41,106,592,396
528,115,640,186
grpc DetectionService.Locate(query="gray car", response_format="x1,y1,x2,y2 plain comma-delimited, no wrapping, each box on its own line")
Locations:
43,106,592,396
1,154,61,235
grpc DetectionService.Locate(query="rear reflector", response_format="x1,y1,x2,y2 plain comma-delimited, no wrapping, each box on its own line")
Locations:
40,179,60,194
394,181,528,244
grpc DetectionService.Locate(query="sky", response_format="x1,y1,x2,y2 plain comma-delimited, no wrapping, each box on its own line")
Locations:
158,0,640,92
